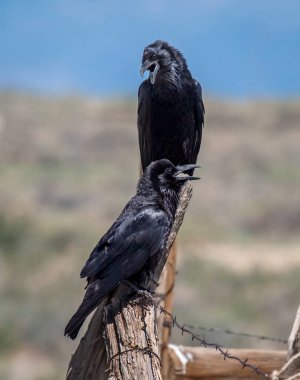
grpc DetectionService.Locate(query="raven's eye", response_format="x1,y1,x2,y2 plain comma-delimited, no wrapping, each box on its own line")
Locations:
165,167,172,175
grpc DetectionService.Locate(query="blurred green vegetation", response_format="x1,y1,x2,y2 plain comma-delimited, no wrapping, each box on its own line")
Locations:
0,92,299,379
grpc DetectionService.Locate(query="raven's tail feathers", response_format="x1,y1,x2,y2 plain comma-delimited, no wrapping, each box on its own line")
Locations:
64,290,101,339
64,278,118,339
64,315,85,340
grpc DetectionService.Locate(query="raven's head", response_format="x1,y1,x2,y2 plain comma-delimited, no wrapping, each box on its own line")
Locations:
140,40,188,85
139,159,199,197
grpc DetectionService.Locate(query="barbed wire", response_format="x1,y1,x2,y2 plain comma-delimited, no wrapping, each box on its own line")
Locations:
109,346,161,366
124,281,269,378
157,305,269,378
181,323,288,344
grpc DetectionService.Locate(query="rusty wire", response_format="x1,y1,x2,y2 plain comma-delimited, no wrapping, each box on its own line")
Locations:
182,323,287,344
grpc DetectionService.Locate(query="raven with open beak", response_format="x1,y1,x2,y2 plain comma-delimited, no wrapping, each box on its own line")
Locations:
140,57,160,85
173,164,200,181
138,40,205,175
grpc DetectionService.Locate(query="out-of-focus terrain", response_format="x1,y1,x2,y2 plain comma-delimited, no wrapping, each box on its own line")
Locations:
0,92,299,379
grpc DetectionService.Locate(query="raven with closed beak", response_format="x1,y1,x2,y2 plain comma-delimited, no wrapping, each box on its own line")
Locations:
138,40,204,174
64,159,199,339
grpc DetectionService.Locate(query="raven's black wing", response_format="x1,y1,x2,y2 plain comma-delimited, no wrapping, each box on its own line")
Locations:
64,206,168,339
81,206,167,279
191,80,205,164
137,80,153,171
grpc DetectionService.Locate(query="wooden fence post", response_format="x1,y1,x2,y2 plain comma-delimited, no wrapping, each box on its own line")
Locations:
160,244,177,379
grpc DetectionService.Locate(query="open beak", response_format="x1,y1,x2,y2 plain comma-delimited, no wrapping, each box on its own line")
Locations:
173,164,200,181
140,59,160,85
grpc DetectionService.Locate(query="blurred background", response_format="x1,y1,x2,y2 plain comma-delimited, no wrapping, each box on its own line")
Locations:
0,1,300,379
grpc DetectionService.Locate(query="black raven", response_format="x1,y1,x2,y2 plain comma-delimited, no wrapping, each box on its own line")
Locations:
64,159,199,339
138,40,204,173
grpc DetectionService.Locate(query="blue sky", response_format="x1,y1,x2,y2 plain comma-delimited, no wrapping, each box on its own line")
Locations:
0,0,299,98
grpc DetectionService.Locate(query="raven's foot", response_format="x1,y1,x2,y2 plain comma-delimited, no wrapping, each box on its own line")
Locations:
122,280,155,298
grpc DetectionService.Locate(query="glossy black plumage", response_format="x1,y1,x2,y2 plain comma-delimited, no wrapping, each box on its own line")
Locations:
138,40,204,173
64,159,199,339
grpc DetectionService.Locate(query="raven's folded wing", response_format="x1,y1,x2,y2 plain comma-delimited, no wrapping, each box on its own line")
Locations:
65,207,168,339
80,206,168,279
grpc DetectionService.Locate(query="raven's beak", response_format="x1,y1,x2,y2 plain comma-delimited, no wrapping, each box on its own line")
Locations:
140,59,160,85
140,60,150,77
173,164,200,181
